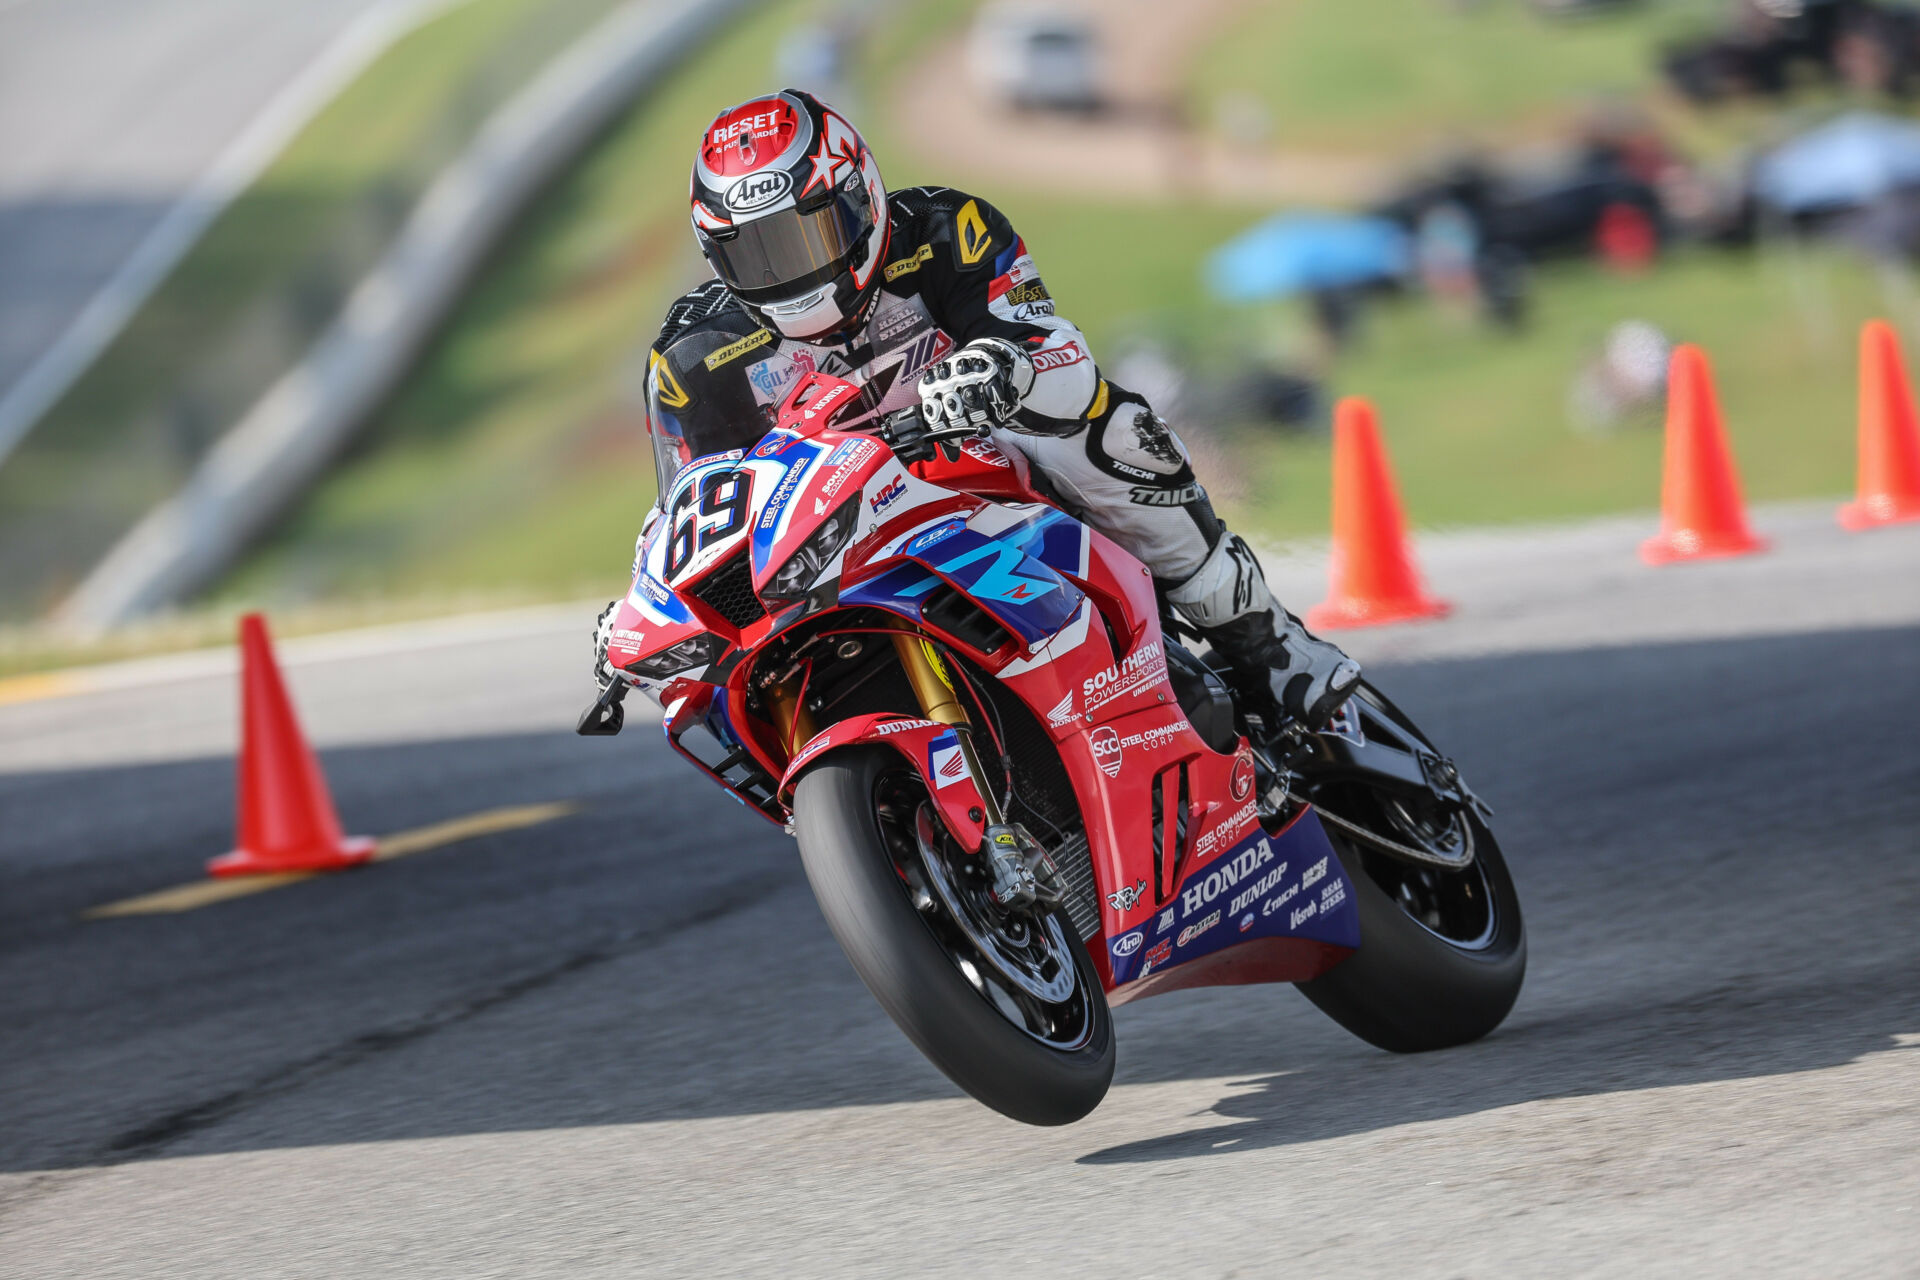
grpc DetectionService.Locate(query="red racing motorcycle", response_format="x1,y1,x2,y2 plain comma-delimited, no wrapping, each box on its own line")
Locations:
581,371,1525,1125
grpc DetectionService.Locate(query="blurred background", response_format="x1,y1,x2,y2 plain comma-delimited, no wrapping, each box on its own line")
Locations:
7,0,1920,670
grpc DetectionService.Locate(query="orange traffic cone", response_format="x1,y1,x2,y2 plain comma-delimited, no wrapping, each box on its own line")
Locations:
1838,319,1920,531
1640,344,1768,566
206,614,374,877
1306,398,1451,631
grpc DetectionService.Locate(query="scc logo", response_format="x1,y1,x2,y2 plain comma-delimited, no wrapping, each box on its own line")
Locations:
724,170,792,213
1230,752,1256,802
1110,930,1144,957
961,436,1012,468
1090,725,1122,777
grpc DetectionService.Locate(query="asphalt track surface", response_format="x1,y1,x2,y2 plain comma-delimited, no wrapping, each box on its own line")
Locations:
3,504,1918,1276
0,0,391,400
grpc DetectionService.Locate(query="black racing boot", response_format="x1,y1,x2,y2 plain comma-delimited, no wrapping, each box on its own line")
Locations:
1200,606,1361,729
1168,532,1362,729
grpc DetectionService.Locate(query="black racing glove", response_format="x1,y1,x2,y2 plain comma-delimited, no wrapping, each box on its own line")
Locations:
918,337,1035,433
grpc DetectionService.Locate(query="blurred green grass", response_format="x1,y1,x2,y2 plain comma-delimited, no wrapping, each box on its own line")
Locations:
0,0,617,620
37,0,620,441
1230,249,1881,536
219,0,819,609
1187,0,1721,152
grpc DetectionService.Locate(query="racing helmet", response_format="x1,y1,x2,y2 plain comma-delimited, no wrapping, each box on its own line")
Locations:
690,89,888,341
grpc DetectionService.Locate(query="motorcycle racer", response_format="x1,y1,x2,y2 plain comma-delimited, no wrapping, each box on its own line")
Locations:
601,89,1359,727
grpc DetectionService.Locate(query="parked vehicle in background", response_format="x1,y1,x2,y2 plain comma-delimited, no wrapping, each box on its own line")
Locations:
968,3,1102,113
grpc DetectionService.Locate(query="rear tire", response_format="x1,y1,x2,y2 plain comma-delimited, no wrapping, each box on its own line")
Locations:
793,747,1115,1125
1296,683,1526,1052
1297,810,1525,1052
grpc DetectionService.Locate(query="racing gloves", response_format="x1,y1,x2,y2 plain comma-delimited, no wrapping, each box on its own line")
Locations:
918,337,1035,433
592,600,619,693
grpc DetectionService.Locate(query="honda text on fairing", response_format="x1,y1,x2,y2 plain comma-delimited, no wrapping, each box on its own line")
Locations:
578,371,1526,1125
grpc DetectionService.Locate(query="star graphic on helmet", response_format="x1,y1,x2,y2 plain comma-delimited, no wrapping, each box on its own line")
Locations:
802,112,862,196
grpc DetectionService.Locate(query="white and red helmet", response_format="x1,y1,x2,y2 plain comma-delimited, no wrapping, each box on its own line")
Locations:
690,90,888,341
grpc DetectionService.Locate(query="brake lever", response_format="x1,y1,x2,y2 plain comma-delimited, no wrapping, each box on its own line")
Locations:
883,410,986,465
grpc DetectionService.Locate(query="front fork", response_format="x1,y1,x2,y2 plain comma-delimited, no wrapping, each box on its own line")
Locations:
888,632,1063,908
761,627,1060,906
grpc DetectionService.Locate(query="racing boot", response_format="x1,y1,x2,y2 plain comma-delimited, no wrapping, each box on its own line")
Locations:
1168,532,1361,729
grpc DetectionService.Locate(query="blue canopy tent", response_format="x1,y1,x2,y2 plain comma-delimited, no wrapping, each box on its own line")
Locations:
1753,112,1920,214
1206,212,1411,302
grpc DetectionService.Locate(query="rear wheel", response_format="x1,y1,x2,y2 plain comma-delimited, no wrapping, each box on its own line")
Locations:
1296,688,1526,1052
793,746,1114,1125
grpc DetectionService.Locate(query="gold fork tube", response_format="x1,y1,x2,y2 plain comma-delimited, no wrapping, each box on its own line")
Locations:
892,632,1006,826
765,679,816,755
891,632,968,726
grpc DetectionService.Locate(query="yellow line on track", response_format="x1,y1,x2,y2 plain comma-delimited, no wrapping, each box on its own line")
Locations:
82,801,578,919
0,670,88,707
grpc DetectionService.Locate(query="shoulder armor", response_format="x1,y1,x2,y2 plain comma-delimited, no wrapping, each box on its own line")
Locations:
654,278,744,353
883,186,1009,285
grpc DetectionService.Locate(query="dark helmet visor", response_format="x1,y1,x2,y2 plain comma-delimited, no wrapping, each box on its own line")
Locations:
704,180,873,304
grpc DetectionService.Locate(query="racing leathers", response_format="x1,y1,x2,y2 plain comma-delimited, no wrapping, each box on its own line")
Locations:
622,186,1359,725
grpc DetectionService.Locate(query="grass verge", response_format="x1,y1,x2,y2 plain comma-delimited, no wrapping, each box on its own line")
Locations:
0,0,622,620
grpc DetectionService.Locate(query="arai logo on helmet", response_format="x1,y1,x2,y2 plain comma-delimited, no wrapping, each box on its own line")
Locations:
724,170,792,214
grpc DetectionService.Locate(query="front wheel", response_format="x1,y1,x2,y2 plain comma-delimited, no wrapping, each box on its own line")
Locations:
792,747,1114,1125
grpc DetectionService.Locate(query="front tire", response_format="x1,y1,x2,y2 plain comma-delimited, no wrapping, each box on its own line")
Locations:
793,747,1115,1125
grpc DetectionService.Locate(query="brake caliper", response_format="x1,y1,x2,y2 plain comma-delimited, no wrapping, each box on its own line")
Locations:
982,823,1065,909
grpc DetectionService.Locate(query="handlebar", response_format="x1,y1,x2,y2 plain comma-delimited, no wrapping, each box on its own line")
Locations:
874,406,987,464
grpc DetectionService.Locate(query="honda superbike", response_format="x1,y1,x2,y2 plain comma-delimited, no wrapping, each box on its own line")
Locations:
581,371,1525,1125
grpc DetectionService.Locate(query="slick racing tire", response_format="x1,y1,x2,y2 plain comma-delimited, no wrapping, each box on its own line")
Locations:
793,747,1115,1125
1296,688,1526,1053
1297,810,1525,1053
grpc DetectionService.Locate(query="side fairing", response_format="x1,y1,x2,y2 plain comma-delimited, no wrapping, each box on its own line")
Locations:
1103,808,1360,985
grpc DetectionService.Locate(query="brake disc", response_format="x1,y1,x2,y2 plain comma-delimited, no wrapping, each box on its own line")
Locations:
913,807,1078,1004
